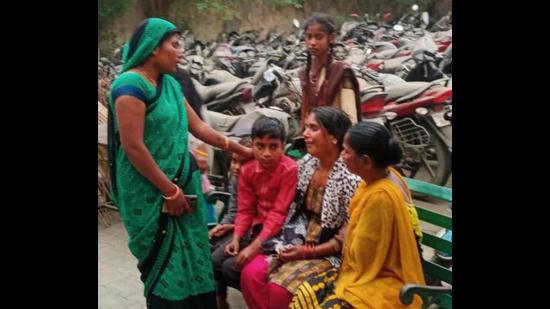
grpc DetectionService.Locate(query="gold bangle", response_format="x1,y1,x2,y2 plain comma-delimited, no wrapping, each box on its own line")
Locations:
195,149,209,157
303,244,314,259
224,136,229,150
162,184,180,200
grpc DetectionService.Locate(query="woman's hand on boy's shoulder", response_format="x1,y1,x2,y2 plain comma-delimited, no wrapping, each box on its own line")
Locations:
239,147,254,163
233,147,253,167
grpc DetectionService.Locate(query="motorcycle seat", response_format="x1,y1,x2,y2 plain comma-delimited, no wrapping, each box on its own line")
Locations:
204,110,242,132
205,91,245,113
373,41,397,52
361,90,388,103
205,69,248,85
385,81,430,101
193,79,248,103
379,56,412,73
394,79,451,103
372,48,401,60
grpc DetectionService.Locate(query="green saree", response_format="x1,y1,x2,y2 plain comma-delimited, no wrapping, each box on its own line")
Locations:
107,18,215,307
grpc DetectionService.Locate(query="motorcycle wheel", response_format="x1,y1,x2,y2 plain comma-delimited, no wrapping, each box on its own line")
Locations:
397,123,451,186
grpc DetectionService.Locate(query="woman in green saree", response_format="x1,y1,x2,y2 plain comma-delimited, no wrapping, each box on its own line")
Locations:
107,18,252,308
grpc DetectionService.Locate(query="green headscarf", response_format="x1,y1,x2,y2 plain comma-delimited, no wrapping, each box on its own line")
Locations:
121,17,178,72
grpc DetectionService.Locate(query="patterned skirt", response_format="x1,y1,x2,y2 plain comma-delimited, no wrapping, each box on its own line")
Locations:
290,268,352,309
269,259,332,294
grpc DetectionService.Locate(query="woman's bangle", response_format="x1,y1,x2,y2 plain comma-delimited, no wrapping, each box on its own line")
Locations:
224,136,230,150
162,183,180,200
195,149,208,157
303,244,315,259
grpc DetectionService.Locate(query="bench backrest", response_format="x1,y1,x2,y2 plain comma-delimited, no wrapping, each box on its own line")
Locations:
205,191,231,228
405,177,452,308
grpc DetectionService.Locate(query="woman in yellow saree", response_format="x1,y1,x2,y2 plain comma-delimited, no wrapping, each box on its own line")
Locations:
291,121,425,309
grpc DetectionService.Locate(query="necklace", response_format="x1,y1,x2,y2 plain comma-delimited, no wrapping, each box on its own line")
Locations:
138,68,157,87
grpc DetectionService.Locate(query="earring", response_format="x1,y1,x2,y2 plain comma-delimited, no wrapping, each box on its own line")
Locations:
332,139,337,144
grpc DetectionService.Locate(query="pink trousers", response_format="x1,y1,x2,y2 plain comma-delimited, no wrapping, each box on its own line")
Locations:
240,254,293,309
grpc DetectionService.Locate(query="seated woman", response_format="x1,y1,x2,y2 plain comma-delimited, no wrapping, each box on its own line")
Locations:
239,107,361,309
291,121,425,309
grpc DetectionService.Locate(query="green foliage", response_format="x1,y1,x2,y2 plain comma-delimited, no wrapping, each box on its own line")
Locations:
393,0,413,4
267,0,303,10
98,0,129,34
193,0,302,17
334,14,347,29
392,0,431,9
194,0,240,20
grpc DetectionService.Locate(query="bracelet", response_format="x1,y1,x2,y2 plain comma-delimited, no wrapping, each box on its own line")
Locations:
303,244,315,259
162,184,180,200
224,136,230,150
195,149,209,158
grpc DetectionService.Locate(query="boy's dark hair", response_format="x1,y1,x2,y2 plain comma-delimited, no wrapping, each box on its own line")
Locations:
347,121,402,169
251,116,286,142
238,136,252,147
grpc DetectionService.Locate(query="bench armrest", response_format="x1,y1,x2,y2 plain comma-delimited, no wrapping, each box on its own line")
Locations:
400,283,452,305
205,191,231,204
207,174,225,181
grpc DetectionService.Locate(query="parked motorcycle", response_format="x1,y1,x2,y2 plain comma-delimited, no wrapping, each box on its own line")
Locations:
361,78,452,185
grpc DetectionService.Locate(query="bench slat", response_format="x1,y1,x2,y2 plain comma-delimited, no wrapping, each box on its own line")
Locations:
399,178,452,308
423,260,452,284
205,191,231,226
437,293,452,308
416,206,452,229
405,177,452,202
422,233,452,255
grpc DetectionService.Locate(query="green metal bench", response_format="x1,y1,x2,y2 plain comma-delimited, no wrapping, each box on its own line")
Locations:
400,178,452,309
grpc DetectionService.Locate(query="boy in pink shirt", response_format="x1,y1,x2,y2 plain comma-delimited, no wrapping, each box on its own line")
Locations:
213,116,298,297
